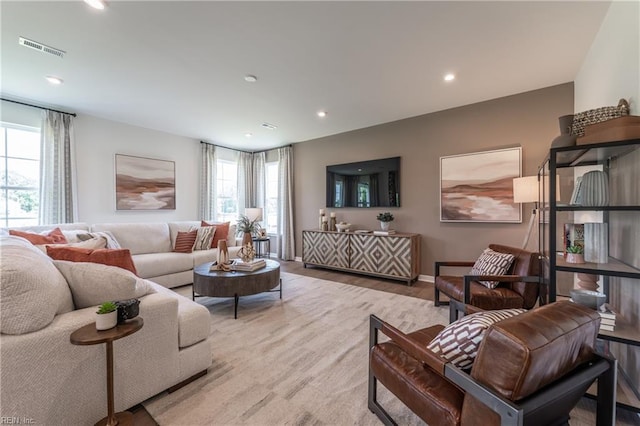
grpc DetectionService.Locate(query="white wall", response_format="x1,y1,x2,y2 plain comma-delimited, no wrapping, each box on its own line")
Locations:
574,1,640,114
74,115,202,223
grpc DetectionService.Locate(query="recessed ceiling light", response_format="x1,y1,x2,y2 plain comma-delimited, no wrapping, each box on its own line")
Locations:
444,73,456,82
317,111,327,118
244,75,258,83
245,132,253,138
84,0,106,10
45,76,63,85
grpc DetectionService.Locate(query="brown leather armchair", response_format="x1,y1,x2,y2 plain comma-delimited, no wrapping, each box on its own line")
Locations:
368,301,616,426
434,244,542,322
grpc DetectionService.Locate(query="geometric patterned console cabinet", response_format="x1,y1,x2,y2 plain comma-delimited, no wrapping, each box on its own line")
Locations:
302,230,421,284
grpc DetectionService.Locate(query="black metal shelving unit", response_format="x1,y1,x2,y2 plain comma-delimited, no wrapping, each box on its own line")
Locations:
539,137,640,413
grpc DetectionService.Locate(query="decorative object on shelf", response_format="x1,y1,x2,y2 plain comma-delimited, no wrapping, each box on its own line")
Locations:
237,214,259,246
329,212,336,231
95,301,118,330
577,115,640,145
577,170,609,206
565,245,585,264
577,273,600,292
115,154,176,210
217,239,229,265
376,212,394,231
238,242,256,263
319,209,325,230
584,223,608,263
440,147,522,223
335,222,351,232
570,98,630,137
115,299,140,324
321,215,329,231
563,224,584,256
570,289,606,310
551,115,578,148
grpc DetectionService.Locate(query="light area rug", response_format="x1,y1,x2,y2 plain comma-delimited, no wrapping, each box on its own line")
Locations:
144,272,448,425
144,272,636,426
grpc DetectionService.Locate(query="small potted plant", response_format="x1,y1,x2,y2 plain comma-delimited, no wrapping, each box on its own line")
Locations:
376,212,394,231
237,215,260,246
566,245,585,264
96,301,118,330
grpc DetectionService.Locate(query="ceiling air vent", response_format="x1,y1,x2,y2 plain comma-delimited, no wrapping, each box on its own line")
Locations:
261,122,278,130
19,37,65,58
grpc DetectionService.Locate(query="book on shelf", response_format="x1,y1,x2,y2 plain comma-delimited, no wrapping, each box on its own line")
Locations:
354,229,372,234
600,317,616,327
598,304,616,320
599,323,615,332
569,176,583,205
373,230,396,236
231,259,266,271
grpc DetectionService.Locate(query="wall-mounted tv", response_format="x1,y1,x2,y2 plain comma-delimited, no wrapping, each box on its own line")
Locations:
326,156,400,208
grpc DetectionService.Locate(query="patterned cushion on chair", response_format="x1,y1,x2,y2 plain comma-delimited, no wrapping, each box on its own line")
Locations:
470,248,515,289
427,308,526,369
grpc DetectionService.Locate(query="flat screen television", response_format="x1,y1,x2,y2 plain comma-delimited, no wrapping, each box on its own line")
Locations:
326,157,400,208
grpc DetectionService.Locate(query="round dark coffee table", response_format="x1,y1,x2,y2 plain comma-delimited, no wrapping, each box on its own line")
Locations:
193,259,281,318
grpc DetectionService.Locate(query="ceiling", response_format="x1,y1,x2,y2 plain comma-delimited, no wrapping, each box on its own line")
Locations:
1,1,611,150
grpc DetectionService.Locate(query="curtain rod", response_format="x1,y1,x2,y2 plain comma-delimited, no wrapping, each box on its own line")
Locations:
200,141,292,154
1,98,77,117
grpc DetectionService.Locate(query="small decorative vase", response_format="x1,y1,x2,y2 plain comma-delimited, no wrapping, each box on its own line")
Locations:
380,221,390,231
238,243,255,263
550,115,578,148
217,240,229,265
96,311,117,330
242,232,253,247
579,170,609,207
565,253,585,264
329,216,336,232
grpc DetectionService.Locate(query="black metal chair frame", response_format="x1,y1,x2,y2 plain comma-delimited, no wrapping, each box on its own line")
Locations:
368,315,617,426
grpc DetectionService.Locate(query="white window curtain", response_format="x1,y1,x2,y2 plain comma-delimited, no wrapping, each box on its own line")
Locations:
237,151,253,215
253,152,266,212
39,110,77,224
200,142,217,221
277,146,295,260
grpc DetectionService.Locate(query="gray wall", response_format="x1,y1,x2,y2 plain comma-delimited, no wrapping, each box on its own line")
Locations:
293,83,574,277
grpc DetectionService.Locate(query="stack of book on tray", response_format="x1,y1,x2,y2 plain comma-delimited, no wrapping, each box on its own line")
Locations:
598,304,616,332
231,258,266,272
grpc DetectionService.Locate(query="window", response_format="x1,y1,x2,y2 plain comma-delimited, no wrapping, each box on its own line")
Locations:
264,161,279,234
0,123,41,227
215,159,238,223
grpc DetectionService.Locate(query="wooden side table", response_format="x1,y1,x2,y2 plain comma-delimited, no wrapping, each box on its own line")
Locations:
70,317,143,426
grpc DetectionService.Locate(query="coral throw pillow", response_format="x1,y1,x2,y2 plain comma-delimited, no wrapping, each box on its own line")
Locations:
173,230,198,253
46,246,138,275
10,227,68,245
202,220,230,248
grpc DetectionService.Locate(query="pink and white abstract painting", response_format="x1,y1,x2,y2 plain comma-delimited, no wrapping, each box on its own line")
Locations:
115,154,175,210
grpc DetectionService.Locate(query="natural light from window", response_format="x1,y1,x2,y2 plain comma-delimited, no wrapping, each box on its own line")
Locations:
265,162,278,234
215,159,238,223
1,123,41,227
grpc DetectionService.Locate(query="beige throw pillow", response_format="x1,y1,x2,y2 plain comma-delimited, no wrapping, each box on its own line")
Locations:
53,260,154,309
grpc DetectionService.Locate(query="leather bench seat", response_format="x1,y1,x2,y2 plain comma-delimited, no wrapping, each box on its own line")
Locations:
370,325,464,426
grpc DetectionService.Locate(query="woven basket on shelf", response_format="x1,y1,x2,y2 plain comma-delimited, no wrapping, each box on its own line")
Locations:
571,98,630,137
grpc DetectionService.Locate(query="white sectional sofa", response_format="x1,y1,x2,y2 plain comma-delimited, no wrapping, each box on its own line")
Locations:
0,234,213,425
4,220,241,289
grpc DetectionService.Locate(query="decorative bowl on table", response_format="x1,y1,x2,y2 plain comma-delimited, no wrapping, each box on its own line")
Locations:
570,289,606,310
335,223,351,232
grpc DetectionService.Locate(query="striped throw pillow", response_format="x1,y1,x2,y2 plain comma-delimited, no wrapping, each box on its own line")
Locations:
193,226,216,251
470,248,515,289
173,230,198,253
427,308,526,369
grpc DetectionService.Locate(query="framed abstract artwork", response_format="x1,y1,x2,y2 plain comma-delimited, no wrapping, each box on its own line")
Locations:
440,147,521,223
115,154,175,210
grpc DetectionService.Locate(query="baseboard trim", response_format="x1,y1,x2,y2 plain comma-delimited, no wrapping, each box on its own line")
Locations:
167,369,207,393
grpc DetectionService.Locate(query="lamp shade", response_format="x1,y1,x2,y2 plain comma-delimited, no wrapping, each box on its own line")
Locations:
513,176,538,203
245,207,263,222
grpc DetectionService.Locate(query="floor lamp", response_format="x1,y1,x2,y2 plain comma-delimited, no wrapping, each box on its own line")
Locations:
513,176,539,250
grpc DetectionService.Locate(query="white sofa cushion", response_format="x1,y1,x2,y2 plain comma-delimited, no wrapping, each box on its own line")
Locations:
54,260,155,309
92,222,171,255
132,252,194,279
0,238,74,334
